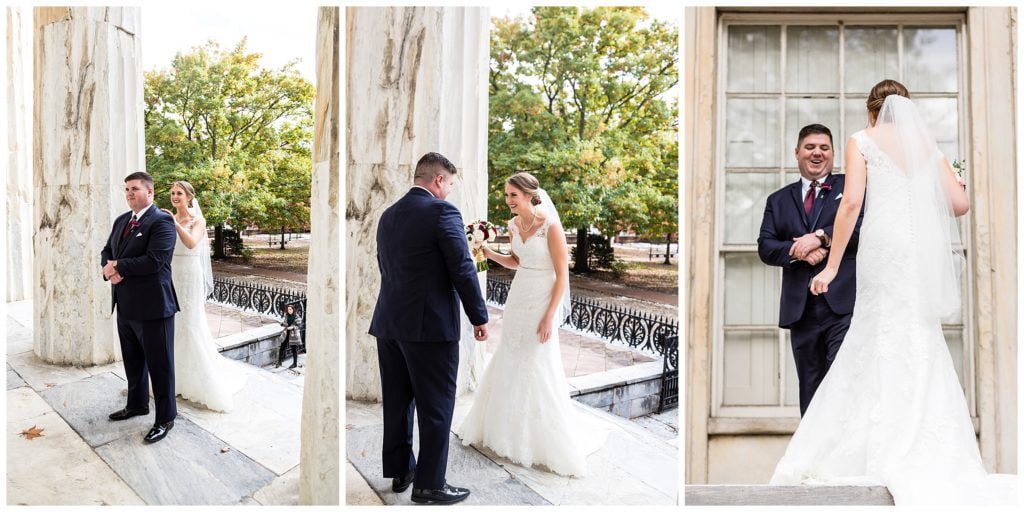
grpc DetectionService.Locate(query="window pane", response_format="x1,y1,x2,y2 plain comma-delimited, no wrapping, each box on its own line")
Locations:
844,97,871,148
786,97,841,163
724,253,780,325
845,27,899,93
726,98,781,168
786,26,839,93
724,330,779,406
915,97,959,161
943,328,965,391
727,26,781,93
904,27,958,92
783,331,800,406
724,173,780,245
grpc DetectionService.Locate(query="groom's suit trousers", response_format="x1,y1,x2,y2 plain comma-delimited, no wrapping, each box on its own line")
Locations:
789,294,850,416
117,314,177,423
377,337,459,490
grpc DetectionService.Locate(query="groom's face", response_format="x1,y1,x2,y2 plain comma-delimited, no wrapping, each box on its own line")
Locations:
124,179,154,212
795,133,834,181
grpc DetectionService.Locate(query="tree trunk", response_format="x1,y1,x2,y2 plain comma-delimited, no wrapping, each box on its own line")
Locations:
280,225,287,250
573,226,590,273
214,225,226,259
664,234,672,265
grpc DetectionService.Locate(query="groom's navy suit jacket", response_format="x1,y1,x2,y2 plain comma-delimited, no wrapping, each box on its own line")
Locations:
758,173,862,327
369,187,488,342
101,207,180,319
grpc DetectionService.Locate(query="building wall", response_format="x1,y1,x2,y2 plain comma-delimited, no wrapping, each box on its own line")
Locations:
684,6,1018,483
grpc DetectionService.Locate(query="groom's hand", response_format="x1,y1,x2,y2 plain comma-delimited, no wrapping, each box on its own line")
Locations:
802,248,828,266
789,233,822,260
109,272,124,285
102,260,118,279
473,324,488,342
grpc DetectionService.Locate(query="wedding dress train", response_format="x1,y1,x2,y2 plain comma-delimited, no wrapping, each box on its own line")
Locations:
770,127,1018,505
171,221,246,412
456,216,607,476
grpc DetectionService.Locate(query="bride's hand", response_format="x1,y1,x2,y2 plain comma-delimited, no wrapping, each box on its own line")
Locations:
810,266,838,295
537,314,554,344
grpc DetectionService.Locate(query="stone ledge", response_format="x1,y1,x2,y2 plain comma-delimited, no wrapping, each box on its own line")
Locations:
685,485,894,506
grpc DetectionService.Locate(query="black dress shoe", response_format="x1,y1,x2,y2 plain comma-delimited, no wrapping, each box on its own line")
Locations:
108,407,149,421
410,483,470,505
392,469,415,493
143,421,174,443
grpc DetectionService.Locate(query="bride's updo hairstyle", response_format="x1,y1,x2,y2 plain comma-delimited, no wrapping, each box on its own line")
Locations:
506,172,543,206
866,79,910,116
172,180,197,208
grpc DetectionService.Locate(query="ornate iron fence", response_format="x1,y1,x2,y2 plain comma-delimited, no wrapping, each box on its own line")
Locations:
207,276,308,349
487,276,677,356
659,335,678,412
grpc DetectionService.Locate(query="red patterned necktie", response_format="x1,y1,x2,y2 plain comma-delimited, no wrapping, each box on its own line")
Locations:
804,181,818,216
122,214,138,240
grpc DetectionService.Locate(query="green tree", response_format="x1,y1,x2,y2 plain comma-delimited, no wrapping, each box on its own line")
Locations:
489,7,679,272
144,39,314,257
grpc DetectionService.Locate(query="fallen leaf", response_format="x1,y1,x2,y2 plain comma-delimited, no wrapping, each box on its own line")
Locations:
221,447,231,453
360,450,366,458
345,423,354,430
44,383,56,388
20,425,44,440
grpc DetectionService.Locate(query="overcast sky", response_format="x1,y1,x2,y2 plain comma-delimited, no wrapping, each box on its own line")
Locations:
141,4,317,81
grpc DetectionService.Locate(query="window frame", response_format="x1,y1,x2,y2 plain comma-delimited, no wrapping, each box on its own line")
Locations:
712,12,973,420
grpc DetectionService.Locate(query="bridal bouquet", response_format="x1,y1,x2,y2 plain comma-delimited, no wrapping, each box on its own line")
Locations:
465,220,499,272
952,159,967,189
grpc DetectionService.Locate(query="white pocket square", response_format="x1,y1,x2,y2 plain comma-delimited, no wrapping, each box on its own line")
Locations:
835,193,843,199
136,232,143,237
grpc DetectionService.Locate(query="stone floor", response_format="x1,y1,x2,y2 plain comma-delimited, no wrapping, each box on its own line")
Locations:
5,300,303,506
345,396,678,506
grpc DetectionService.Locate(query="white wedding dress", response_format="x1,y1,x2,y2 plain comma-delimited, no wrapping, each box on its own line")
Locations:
770,128,1018,505
456,216,605,477
171,219,246,412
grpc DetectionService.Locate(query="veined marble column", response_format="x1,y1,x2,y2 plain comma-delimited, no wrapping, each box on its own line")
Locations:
32,7,144,364
299,6,341,505
346,6,490,401
5,7,32,302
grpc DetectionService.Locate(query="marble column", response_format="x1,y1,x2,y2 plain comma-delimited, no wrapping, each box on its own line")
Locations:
345,7,490,401
32,7,144,364
298,6,341,505
5,7,32,302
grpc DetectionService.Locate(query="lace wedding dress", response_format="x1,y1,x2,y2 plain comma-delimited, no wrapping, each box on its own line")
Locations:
171,220,246,412
455,216,604,477
770,128,1018,505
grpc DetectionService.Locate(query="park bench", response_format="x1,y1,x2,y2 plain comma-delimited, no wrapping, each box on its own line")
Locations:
649,244,678,261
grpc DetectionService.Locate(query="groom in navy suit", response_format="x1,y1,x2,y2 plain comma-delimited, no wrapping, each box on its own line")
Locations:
101,171,179,443
758,124,863,416
370,152,489,505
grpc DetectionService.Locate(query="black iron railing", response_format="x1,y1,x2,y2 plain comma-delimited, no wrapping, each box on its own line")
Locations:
659,335,678,412
207,276,308,349
487,276,677,357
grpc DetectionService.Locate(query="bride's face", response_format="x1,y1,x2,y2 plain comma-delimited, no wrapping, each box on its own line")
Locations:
170,186,191,210
504,183,533,215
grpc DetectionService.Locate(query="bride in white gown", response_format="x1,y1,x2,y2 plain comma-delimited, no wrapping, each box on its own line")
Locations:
455,172,603,477
163,181,246,412
770,80,1018,505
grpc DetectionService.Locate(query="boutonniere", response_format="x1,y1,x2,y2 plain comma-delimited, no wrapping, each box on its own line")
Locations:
819,183,833,192
130,219,141,229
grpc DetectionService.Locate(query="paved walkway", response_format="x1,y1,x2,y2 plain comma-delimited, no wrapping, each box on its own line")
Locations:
6,300,303,506
483,306,656,377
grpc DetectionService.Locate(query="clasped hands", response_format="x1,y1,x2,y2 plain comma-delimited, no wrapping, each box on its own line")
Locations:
790,233,827,266
102,261,124,284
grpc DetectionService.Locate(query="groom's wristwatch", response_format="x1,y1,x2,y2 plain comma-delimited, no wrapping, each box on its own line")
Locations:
814,229,830,248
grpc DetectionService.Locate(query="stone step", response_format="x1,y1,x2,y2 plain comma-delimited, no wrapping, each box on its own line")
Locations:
685,485,894,506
